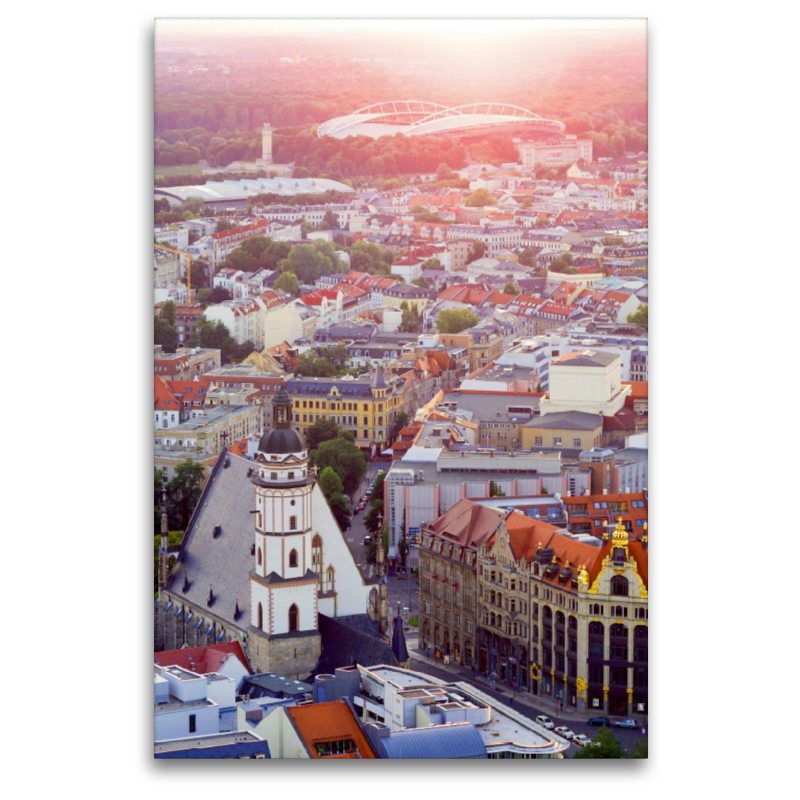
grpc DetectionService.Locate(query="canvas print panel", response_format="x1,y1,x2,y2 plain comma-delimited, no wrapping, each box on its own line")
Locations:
153,18,648,760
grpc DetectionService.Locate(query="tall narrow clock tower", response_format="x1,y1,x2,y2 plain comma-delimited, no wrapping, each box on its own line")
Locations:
247,384,321,677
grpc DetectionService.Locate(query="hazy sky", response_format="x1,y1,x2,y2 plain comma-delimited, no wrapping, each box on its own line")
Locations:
156,18,645,40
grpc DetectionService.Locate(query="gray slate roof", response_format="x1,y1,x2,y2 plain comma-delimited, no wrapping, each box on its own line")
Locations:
556,349,618,367
318,614,398,673
375,722,487,759
524,411,603,430
168,453,257,630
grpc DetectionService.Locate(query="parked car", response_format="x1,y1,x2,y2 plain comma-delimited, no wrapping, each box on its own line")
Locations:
572,734,592,747
353,507,360,516
554,726,575,740
587,716,610,726
363,535,371,545
535,715,555,730
613,718,637,729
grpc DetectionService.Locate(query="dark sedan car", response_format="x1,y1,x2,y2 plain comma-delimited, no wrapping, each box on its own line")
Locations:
587,716,610,726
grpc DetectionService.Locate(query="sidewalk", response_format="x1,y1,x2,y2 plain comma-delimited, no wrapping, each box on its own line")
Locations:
403,634,591,723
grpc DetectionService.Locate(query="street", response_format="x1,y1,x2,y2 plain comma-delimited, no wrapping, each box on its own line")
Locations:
403,649,647,756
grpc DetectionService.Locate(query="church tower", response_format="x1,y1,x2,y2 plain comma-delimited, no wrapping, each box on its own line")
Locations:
247,384,321,677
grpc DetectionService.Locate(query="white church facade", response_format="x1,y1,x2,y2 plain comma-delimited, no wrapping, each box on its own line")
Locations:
155,385,375,679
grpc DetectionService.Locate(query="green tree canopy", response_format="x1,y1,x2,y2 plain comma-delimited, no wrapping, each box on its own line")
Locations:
326,492,352,532
305,418,343,450
415,212,444,223
166,459,206,531
517,249,537,267
294,351,337,378
549,259,578,274
503,282,520,296
364,498,385,535
465,187,497,207
161,299,177,326
273,271,300,297
310,433,367,495
626,304,648,330
573,727,626,759
389,411,410,441
349,239,387,275
279,242,337,284
435,308,479,334
421,257,444,271
466,240,487,264
400,303,422,333
154,530,184,592
221,248,258,273
154,314,179,353
318,466,344,498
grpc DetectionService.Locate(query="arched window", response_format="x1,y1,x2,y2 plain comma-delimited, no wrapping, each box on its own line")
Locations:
288,604,298,632
326,565,335,592
589,621,604,636
611,575,629,596
258,548,262,566
289,549,298,568
634,625,648,639
556,610,565,626
257,602,263,630
533,563,539,576
312,535,323,585
610,623,628,638
543,606,553,621
568,615,577,630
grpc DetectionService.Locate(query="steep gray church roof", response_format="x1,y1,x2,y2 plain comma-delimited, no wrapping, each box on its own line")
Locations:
167,451,258,630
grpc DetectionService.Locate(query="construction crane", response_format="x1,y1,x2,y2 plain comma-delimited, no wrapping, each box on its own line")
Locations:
154,241,194,305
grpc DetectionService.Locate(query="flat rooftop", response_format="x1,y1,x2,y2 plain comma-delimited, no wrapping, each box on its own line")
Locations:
154,731,264,753
165,404,252,432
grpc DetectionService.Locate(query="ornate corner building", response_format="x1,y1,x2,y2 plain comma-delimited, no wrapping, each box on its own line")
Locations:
418,500,648,717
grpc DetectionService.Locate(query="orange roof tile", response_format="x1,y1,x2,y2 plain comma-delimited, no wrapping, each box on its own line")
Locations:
286,700,377,758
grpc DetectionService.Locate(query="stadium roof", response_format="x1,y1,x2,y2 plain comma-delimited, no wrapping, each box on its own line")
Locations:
318,101,566,141
155,177,354,206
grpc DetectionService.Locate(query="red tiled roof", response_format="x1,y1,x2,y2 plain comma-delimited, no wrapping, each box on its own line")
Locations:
154,641,251,675
622,381,648,400
299,289,339,306
154,375,179,410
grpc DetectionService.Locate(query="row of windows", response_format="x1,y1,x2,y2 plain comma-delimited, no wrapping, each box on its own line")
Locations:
256,602,300,632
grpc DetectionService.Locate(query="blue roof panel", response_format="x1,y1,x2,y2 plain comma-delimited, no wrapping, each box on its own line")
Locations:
379,723,486,759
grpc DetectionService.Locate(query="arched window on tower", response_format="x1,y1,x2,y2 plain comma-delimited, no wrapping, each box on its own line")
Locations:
326,565,335,593
288,604,298,632
289,549,298,568
257,602,263,630
258,548,262,566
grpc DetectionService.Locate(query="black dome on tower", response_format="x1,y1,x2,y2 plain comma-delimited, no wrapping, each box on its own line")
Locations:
257,384,305,454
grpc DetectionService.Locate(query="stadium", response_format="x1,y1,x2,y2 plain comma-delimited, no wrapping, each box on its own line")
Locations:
317,101,566,142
